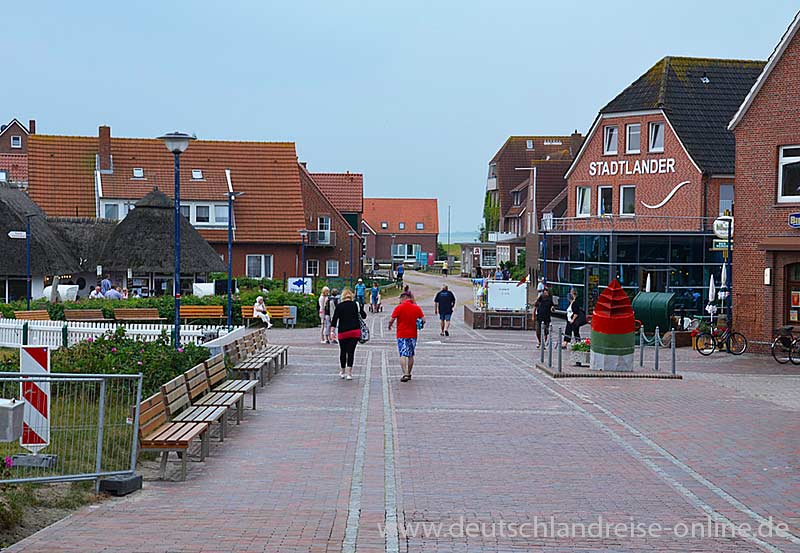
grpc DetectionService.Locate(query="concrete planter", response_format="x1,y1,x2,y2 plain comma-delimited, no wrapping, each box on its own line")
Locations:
571,350,591,367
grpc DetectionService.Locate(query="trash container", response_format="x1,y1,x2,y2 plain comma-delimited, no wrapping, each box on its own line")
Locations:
0,399,25,442
632,292,676,334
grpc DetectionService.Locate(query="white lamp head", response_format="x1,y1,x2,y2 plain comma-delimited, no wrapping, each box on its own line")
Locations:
158,131,196,154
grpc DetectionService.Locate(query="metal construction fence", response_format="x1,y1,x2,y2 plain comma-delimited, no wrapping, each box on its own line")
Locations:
0,319,242,349
0,372,142,488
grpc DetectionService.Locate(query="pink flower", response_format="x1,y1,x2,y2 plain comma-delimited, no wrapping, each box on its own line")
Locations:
4,456,13,468
111,347,117,353
137,361,143,366
87,337,94,343
177,347,184,353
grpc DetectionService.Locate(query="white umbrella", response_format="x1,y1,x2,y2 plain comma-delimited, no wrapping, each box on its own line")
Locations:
645,273,651,293
708,274,716,301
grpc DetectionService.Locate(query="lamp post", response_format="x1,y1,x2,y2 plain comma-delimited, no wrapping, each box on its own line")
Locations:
158,131,195,349
390,233,396,270
226,191,245,329
347,229,356,288
25,214,35,310
725,217,733,348
299,229,308,293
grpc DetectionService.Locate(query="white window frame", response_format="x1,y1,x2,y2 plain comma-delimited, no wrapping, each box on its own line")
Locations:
576,186,591,217
598,186,613,216
648,122,664,153
399,222,405,230
0,170,7,182
180,204,190,219
778,146,800,203
195,204,211,223
416,222,424,230
191,169,204,180
626,124,641,154
603,126,618,155
620,185,636,216
526,139,534,149
719,183,734,216
132,167,145,179
214,205,229,224
10,136,22,149
306,259,319,277
326,259,339,277
104,202,120,220
245,254,273,279
380,221,388,229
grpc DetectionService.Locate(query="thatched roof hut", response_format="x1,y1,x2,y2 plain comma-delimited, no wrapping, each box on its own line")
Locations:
97,188,225,274
48,217,117,272
0,185,79,276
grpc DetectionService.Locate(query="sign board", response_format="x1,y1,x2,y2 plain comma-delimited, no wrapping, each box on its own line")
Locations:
712,216,734,239
473,247,480,255
487,281,528,311
19,346,50,454
711,239,733,251
7,231,26,239
287,277,313,294
789,212,800,229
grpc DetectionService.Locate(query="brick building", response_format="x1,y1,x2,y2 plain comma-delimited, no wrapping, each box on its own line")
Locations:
362,198,438,268
547,56,764,314
0,118,34,187
728,12,800,347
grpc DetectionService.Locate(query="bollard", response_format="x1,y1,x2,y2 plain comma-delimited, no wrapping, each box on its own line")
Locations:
639,326,645,367
671,326,677,375
539,324,546,364
62,323,68,348
22,322,28,346
547,325,553,368
557,327,563,373
654,326,660,372
94,379,107,493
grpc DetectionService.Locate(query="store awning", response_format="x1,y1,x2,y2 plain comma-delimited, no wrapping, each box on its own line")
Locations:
759,236,800,251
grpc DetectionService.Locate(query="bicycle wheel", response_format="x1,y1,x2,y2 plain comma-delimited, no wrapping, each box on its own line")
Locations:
771,336,792,364
696,333,716,356
728,332,748,355
790,339,800,366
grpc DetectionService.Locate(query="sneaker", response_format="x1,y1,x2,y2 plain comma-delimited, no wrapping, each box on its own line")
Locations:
444,330,449,337
345,375,353,380
339,372,346,379
267,323,273,329
400,375,410,382
321,340,327,344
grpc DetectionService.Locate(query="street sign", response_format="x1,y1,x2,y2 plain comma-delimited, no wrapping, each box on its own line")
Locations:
712,216,734,239
789,212,800,229
711,239,733,251
473,247,480,255
7,231,26,239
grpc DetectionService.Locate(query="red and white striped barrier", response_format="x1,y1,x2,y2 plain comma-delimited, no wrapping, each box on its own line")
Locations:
19,346,50,453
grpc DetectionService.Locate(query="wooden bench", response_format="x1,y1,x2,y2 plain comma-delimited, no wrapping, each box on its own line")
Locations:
114,308,166,322
224,340,267,386
13,310,50,320
180,305,225,324
64,309,112,322
183,363,245,424
241,305,295,328
161,375,229,442
250,330,289,372
137,392,209,481
204,354,259,410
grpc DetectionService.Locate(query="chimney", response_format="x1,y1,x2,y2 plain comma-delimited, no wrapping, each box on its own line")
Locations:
28,120,36,134
569,130,584,158
98,125,112,172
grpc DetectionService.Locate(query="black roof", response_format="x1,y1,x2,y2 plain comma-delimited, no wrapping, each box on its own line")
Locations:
600,57,766,175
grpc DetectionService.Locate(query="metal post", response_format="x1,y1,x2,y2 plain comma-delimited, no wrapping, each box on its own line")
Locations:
725,219,733,351
173,151,181,348
557,327,563,373
539,324,545,364
62,324,68,348
542,231,547,286
227,193,233,330
94,379,107,493
547,324,553,368
300,235,306,294
349,233,353,288
129,374,143,473
671,327,677,375
22,322,28,346
447,204,451,260
639,326,644,368
654,326,660,372
25,215,31,310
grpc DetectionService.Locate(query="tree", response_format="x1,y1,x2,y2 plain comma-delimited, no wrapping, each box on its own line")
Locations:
436,242,447,260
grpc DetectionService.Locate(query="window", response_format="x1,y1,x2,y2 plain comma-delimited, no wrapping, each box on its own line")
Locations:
416,222,424,230
326,260,339,277
306,259,319,277
626,124,641,154
399,222,405,230
317,216,331,244
598,186,613,216
778,146,800,203
0,170,7,182
488,163,497,179
787,264,800,324
603,126,618,155
719,184,734,215
526,139,534,149
620,185,636,216
215,205,229,224
10,136,21,149
246,254,273,278
191,169,203,180
180,205,190,219
381,221,388,229
648,122,664,152
576,186,591,217
513,192,521,206
104,203,119,219
132,167,144,179
196,205,210,223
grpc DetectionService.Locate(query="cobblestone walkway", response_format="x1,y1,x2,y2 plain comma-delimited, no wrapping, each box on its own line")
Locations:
7,272,799,552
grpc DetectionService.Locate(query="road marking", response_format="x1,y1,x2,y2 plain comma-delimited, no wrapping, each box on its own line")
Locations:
343,350,371,553
381,350,400,553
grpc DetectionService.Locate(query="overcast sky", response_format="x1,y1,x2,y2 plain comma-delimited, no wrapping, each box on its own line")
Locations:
3,1,797,233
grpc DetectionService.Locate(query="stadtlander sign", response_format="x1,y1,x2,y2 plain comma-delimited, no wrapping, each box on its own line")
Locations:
589,157,676,177
713,216,734,239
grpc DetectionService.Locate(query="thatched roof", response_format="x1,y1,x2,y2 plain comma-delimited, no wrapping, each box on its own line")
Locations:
97,188,225,274
48,217,117,272
0,185,79,276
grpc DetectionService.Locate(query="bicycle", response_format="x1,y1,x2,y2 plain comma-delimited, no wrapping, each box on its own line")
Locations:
695,325,748,356
771,326,800,365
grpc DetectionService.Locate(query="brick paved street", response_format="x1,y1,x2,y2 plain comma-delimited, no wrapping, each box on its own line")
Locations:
7,272,799,552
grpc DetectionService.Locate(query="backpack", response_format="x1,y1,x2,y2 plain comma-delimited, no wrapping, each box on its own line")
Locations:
357,302,370,344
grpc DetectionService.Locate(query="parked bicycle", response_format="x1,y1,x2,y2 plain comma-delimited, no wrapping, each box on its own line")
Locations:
695,325,748,356
771,326,800,365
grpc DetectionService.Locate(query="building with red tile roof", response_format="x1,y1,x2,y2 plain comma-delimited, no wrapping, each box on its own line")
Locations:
310,171,363,216
0,118,35,187
362,198,439,267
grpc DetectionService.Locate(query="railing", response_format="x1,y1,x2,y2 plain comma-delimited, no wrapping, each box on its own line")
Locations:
307,230,336,246
546,215,715,234
0,319,242,349
0,372,142,489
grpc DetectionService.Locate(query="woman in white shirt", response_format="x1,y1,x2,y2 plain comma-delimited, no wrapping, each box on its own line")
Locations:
253,296,272,329
318,286,331,343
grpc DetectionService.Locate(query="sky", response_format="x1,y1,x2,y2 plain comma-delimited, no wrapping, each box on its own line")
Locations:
2,1,797,234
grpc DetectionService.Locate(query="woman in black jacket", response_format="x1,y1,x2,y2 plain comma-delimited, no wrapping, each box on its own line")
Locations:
330,288,367,380
534,288,554,348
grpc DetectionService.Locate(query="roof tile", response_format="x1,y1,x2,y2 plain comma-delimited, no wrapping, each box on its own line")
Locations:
363,198,438,235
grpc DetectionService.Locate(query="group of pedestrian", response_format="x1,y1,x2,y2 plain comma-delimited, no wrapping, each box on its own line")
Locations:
533,281,586,349
88,275,132,300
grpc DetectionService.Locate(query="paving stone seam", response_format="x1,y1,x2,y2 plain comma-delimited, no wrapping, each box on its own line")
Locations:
497,349,788,553
394,407,576,415
381,350,400,553
342,350,372,553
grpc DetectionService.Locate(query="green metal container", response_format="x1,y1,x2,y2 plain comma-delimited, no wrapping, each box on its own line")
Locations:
632,292,676,334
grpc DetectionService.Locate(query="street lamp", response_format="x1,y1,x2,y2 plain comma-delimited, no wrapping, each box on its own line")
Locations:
347,229,356,288
299,229,308,293
158,131,196,348
24,213,37,311
226,191,245,329
390,233,396,269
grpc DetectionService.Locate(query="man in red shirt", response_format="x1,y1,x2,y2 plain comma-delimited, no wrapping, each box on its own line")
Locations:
388,291,425,382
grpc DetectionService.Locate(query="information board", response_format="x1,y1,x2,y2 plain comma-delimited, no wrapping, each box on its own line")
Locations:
487,281,528,311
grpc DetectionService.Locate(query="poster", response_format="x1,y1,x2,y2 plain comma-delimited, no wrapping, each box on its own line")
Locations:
791,290,800,308
790,310,799,323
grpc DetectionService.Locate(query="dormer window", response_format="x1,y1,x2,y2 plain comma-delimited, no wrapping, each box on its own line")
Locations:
526,139,534,149
132,167,144,179
191,169,203,180
381,221,388,229
416,222,424,230
0,170,7,182
10,136,21,149
399,222,406,230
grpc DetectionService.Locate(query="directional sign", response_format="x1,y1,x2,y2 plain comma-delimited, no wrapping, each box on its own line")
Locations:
711,239,733,251
7,231,26,239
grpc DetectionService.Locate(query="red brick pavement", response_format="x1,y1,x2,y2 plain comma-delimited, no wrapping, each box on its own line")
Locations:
6,272,799,552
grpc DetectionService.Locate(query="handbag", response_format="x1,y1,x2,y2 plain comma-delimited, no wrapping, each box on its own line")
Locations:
357,302,370,344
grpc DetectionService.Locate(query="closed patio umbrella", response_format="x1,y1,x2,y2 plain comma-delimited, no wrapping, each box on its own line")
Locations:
645,273,651,293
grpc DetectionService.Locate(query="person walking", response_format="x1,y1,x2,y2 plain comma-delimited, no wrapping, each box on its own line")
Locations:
534,288,554,348
370,282,381,312
354,278,366,306
396,263,404,288
388,291,425,382
253,296,273,328
442,259,449,278
434,284,456,337
318,286,332,343
561,290,585,348
100,274,112,295
330,288,366,380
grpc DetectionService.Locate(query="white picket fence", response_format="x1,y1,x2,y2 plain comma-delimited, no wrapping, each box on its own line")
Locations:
0,319,242,349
